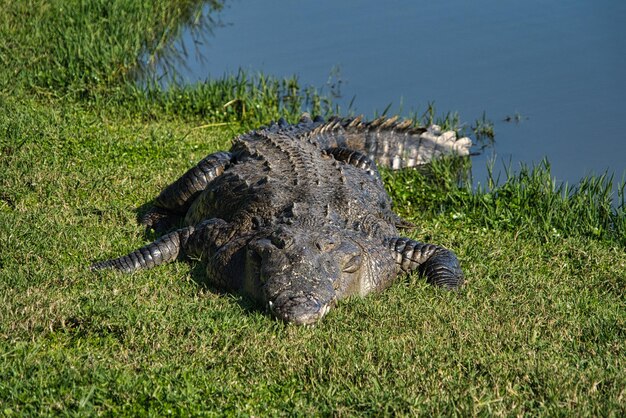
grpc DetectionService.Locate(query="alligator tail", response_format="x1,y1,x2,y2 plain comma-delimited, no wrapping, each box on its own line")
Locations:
305,115,472,169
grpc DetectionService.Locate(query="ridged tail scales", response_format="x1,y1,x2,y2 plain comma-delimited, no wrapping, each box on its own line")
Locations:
384,237,464,289
140,151,233,232
90,219,231,273
306,116,472,170
323,147,381,179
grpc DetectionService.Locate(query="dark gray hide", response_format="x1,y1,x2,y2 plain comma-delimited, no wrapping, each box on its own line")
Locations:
91,115,469,324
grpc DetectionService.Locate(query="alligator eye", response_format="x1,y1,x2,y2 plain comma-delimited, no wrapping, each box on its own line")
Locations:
342,255,362,273
246,247,264,281
270,233,292,249
315,237,337,252
270,235,284,248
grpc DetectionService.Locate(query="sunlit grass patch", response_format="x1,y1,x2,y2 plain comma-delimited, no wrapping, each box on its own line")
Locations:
384,158,625,247
0,0,625,415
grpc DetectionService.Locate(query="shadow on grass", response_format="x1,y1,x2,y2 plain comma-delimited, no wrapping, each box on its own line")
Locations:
188,261,265,319
134,200,267,319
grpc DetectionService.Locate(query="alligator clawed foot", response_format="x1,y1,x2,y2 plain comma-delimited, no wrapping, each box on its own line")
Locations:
420,249,464,289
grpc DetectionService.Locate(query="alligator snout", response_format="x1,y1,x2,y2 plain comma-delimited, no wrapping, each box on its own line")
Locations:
268,293,333,325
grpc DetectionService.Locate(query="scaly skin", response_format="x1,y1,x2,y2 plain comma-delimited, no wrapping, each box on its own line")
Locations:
91,114,469,324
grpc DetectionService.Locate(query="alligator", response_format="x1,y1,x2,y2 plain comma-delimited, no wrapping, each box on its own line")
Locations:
91,114,471,325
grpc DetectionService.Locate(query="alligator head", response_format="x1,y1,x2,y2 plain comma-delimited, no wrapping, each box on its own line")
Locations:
245,225,387,325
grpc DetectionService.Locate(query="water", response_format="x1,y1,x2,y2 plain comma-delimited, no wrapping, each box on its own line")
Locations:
154,0,626,191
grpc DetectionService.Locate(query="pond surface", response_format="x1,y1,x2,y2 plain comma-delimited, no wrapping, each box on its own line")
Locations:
156,0,626,191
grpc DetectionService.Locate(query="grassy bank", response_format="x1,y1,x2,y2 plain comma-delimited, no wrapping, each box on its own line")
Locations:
1,1,625,415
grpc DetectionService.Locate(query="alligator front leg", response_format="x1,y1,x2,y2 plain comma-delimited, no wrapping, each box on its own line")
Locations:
141,151,233,232
384,237,464,289
91,218,232,273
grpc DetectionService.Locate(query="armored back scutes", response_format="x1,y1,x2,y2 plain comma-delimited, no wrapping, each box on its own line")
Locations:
91,114,468,324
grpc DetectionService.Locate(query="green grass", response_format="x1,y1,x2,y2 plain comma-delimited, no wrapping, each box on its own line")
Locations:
0,0,222,96
1,0,625,416
384,158,626,247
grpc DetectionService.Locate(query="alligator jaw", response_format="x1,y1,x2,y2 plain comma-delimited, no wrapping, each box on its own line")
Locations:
268,296,334,325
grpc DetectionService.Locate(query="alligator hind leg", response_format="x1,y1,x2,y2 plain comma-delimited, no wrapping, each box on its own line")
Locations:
141,151,233,232
90,226,196,272
385,237,464,289
91,218,232,273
